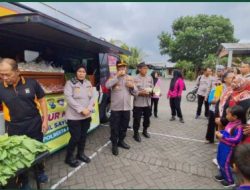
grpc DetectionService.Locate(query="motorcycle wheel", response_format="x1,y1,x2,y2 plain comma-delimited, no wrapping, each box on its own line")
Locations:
186,92,196,102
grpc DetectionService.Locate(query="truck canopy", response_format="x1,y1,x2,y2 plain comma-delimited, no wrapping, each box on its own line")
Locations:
0,13,131,57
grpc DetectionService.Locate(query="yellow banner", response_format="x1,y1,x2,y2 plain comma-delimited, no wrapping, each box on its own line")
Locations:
44,94,100,153
0,6,17,17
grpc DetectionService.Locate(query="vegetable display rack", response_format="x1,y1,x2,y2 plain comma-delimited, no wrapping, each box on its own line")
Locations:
21,71,65,94
2,151,50,189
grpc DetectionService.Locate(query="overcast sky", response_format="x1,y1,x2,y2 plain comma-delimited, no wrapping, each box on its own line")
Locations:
21,2,250,63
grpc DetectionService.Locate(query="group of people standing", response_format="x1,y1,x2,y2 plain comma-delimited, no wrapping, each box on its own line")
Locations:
2,55,250,189
106,60,188,156
194,61,250,188
106,61,156,156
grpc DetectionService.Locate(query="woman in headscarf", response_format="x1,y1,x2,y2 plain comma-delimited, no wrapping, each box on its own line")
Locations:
64,65,95,167
167,69,185,123
151,71,161,118
229,76,250,124
227,75,250,144
215,71,235,130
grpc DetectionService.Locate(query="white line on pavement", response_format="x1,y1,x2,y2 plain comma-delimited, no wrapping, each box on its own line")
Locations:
148,131,207,143
127,128,207,143
50,140,111,189
103,124,213,143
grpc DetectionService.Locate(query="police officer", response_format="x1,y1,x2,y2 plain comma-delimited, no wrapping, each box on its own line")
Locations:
133,62,154,142
64,65,95,167
106,60,137,156
0,58,49,189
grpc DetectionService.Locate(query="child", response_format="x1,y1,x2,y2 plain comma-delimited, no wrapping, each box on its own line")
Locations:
232,144,250,190
151,71,161,118
215,105,244,187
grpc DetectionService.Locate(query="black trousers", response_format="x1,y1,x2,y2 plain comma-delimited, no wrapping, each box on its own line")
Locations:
151,98,159,116
110,111,130,145
169,97,183,118
205,110,216,143
196,95,209,117
133,106,151,133
67,117,91,157
7,115,44,186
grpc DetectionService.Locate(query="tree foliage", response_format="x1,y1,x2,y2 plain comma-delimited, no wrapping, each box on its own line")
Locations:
158,14,238,69
202,54,218,70
110,39,145,69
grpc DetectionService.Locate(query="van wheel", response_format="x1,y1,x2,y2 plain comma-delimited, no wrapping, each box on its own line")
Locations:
100,100,111,123
104,103,111,122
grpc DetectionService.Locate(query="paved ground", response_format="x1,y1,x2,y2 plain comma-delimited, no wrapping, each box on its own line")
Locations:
40,78,225,189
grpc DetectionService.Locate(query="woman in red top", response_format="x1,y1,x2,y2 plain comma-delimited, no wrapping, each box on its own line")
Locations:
167,70,186,123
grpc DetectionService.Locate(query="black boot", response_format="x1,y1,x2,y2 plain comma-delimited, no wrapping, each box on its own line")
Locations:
133,132,141,142
112,144,119,156
65,153,80,168
179,118,184,123
76,138,90,163
154,112,158,118
142,129,150,138
76,153,91,163
118,140,130,149
169,116,175,121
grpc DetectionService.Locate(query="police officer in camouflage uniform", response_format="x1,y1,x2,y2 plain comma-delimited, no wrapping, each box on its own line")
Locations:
106,60,137,156
133,62,154,142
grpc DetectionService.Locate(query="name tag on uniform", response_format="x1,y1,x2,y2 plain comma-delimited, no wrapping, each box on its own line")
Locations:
74,87,81,93
25,88,30,94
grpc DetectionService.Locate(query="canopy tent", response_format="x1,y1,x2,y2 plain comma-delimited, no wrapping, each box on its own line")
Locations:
217,43,250,67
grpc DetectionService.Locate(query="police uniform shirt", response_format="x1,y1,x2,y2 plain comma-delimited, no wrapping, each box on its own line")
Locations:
106,75,137,111
0,77,45,123
133,74,154,107
64,78,95,120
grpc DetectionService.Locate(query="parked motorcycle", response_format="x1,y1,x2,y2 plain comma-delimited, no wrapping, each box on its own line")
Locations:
186,86,198,102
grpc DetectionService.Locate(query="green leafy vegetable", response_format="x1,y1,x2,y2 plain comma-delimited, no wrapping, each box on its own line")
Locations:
0,135,49,186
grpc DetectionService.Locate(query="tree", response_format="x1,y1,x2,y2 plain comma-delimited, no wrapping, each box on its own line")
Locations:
126,47,145,69
110,39,145,69
158,14,238,69
175,60,195,80
202,54,217,70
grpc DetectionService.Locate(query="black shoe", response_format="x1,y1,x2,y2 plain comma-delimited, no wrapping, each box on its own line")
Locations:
214,175,224,182
179,118,184,123
133,133,141,142
76,154,91,163
220,180,235,187
169,116,175,121
65,157,80,168
112,145,119,156
154,115,158,118
127,125,132,129
118,141,130,149
142,130,150,138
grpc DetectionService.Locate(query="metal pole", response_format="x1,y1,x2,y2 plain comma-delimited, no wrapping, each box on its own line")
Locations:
227,50,233,68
